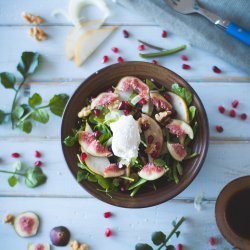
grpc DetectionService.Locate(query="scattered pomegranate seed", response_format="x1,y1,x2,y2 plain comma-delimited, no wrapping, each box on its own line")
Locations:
163,92,171,102
161,30,167,38
102,55,109,63
34,160,42,167
141,123,150,131
80,152,87,161
123,29,129,38
151,151,158,158
35,150,42,158
182,64,191,70
11,153,20,158
138,44,145,51
111,47,119,53
209,237,216,246
138,98,147,105
117,56,124,63
147,135,154,144
232,100,239,108
94,131,101,139
218,105,225,114
215,125,223,133
152,60,158,65
176,244,183,250
93,109,100,116
181,55,188,61
240,113,247,120
212,66,222,74
123,110,129,116
104,212,112,218
105,228,112,237
229,109,236,117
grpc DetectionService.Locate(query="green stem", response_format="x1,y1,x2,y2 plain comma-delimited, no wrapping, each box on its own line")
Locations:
137,39,165,51
0,169,26,176
37,104,50,109
139,45,186,58
157,217,186,250
16,110,33,127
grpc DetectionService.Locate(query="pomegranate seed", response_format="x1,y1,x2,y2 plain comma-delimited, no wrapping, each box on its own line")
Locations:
232,100,239,108
215,125,223,133
118,101,131,111
11,153,20,158
94,131,101,139
181,55,188,61
93,109,100,116
182,64,191,70
155,141,161,150
35,160,42,167
104,212,112,218
117,56,124,63
35,150,42,158
152,60,158,65
176,244,183,250
229,109,236,117
123,110,129,116
209,237,216,246
120,186,126,192
161,30,167,38
138,98,147,105
102,55,109,63
80,152,87,161
151,151,158,158
212,66,222,74
240,113,247,120
218,105,225,114
141,123,150,131
111,47,119,53
163,92,171,102
105,228,112,237
138,44,145,51
123,29,129,38
147,135,154,144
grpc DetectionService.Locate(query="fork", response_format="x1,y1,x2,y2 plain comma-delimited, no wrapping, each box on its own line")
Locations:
165,0,250,46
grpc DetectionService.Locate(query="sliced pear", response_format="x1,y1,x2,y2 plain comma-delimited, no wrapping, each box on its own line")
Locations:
167,142,187,162
84,154,110,176
166,119,194,139
167,92,189,123
74,27,117,66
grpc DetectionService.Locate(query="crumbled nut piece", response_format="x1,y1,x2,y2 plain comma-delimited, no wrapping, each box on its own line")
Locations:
108,99,120,111
145,144,156,154
3,214,14,224
155,111,172,123
71,240,89,250
29,27,48,41
78,105,91,118
22,12,44,24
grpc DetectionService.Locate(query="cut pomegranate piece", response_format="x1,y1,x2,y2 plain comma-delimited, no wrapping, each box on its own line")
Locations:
104,212,112,218
229,109,236,117
182,64,191,70
123,29,129,38
240,113,247,120
215,125,223,133
161,30,167,38
11,153,20,158
232,100,239,108
111,47,119,53
218,105,225,114
138,44,145,51
34,150,42,158
105,228,112,237
181,55,188,61
102,55,109,63
212,66,222,74
117,56,124,63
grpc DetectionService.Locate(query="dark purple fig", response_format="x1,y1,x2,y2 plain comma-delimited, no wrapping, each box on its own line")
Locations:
50,226,70,246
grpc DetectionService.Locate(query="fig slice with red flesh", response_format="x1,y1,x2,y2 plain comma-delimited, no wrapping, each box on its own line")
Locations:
167,142,187,162
138,163,167,181
103,163,125,178
14,212,39,238
28,243,50,250
91,92,119,109
166,119,194,139
150,92,172,111
78,131,112,157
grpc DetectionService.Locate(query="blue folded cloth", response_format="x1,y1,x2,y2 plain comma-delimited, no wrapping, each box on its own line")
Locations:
115,0,250,74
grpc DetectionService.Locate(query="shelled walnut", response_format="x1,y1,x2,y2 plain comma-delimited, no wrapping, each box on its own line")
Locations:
22,12,44,24
70,240,89,250
29,27,48,41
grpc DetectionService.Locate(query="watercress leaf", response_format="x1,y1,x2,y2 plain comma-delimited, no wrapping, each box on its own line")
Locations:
12,160,22,171
145,79,157,90
135,243,153,250
0,109,6,124
153,158,166,166
63,129,78,147
49,94,69,117
166,245,175,250
18,120,32,134
20,104,31,115
8,175,18,187
77,170,88,182
151,231,166,245
87,174,98,182
31,109,49,124
171,83,192,105
175,231,180,238
189,106,196,121
28,93,42,107
12,105,24,120
25,167,47,188
96,175,112,189
17,52,40,78
0,72,16,89
176,162,183,176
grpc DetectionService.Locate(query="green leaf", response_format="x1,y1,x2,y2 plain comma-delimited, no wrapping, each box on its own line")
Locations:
77,170,88,182
176,162,183,176
189,106,196,121
166,245,175,250
0,109,6,124
49,94,69,117
8,175,18,187
87,174,98,182
96,175,112,189
96,124,112,145
172,220,177,227
31,109,49,124
151,231,166,245
20,104,31,116
17,52,40,78
128,178,147,190
63,129,78,147
18,120,32,133
175,231,180,238
12,105,24,120
145,79,157,90
12,160,22,171
171,83,192,106
0,72,16,89
28,93,42,107
153,158,166,166
135,243,153,250
25,167,47,188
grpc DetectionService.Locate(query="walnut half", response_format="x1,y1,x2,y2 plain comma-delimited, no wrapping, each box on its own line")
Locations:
22,12,44,24
78,105,91,118
70,240,89,250
29,27,48,41
155,111,172,124
3,214,14,224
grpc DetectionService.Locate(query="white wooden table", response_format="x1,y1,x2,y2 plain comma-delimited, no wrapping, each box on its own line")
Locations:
0,1,249,249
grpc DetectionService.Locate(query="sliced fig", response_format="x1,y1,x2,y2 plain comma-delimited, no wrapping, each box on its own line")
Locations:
28,243,50,250
90,92,119,109
103,163,125,178
138,163,166,181
150,92,172,111
139,114,163,158
84,154,110,176
166,119,194,139
167,142,187,161
50,226,70,246
116,76,149,100
14,212,39,238
78,131,112,157
167,92,189,123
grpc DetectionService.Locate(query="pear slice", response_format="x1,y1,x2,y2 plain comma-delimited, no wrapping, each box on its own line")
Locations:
84,154,110,176
167,92,190,123
74,27,117,66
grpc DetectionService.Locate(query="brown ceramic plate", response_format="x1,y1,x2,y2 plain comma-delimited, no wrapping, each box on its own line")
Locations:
61,62,209,208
